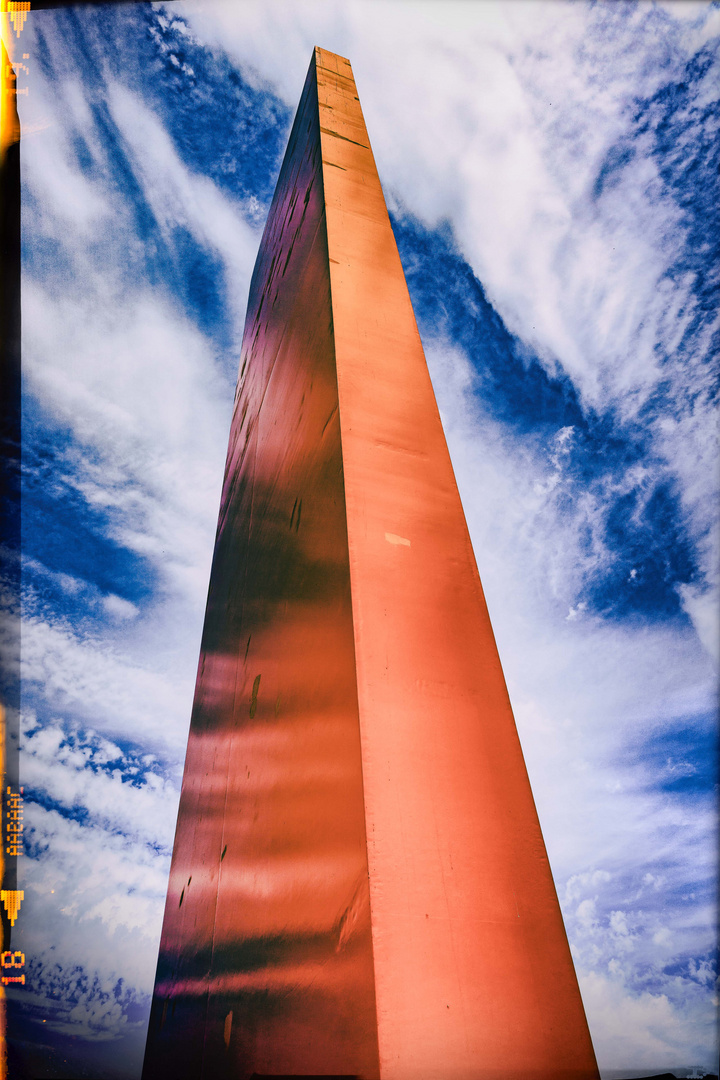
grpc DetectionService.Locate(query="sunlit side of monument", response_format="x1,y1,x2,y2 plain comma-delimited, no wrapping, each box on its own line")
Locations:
142,47,600,1080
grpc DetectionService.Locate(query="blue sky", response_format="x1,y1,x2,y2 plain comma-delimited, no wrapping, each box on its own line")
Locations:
9,1,719,1076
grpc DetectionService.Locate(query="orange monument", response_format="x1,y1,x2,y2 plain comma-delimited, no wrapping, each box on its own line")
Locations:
142,48,600,1080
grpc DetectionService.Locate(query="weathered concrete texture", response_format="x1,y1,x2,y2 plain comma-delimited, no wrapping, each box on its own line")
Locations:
143,48,600,1080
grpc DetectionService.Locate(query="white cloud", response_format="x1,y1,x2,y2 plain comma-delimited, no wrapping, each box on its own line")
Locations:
19,109,111,233
102,594,140,622
21,613,192,755
23,801,169,993
22,282,230,610
22,717,180,844
581,970,718,1071
678,581,720,664
105,81,259,332
566,870,613,904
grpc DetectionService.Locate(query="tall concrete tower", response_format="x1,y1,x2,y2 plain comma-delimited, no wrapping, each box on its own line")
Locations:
143,48,599,1080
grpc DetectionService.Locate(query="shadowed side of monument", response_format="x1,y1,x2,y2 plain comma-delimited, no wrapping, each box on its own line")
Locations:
143,47,600,1080
142,55,379,1080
